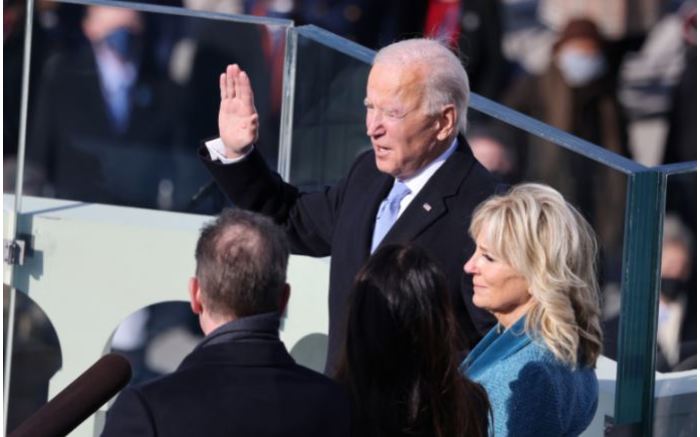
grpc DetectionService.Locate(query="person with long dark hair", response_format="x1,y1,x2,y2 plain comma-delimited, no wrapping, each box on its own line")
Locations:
335,243,489,437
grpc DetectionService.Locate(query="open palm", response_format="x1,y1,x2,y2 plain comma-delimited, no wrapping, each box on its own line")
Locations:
218,64,259,158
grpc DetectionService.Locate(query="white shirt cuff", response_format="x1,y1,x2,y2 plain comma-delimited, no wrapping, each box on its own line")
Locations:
204,138,253,164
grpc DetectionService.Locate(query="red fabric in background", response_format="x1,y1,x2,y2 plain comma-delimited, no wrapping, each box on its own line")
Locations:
424,0,462,48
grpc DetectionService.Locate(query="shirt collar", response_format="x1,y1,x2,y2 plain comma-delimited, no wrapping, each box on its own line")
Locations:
399,137,458,194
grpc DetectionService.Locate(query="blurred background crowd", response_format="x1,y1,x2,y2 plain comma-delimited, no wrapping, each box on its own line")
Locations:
3,0,697,429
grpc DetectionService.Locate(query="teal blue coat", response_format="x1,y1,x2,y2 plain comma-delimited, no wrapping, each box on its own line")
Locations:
461,317,598,437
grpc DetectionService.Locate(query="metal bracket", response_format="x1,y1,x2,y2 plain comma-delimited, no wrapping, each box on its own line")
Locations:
4,239,26,266
604,416,642,436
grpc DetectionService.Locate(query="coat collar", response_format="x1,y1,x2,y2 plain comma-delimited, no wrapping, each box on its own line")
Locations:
370,135,477,252
178,312,294,370
198,311,281,348
461,316,533,378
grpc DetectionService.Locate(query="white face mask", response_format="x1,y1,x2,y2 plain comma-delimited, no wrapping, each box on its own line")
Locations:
556,50,607,87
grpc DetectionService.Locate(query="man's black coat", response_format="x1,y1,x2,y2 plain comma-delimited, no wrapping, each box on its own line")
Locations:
101,314,351,437
200,137,499,372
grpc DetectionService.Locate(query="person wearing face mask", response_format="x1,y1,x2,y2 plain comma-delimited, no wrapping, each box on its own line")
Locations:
555,40,608,88
87,8,144,133
503,17,631,293
602,214,697,371
27,5,184,209
655,214,696,371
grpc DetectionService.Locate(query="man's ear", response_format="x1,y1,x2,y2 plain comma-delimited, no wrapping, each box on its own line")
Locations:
189,277,203,315
278,283,291,315
436,104,457,141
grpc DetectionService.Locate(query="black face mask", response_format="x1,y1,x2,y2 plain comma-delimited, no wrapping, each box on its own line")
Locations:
102,27,141,61
660,278,686,300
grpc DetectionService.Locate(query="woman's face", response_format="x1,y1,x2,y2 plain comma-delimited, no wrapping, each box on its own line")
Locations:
464,231,532,328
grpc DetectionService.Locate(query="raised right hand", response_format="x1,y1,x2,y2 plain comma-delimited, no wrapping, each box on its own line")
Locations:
218,64,259,159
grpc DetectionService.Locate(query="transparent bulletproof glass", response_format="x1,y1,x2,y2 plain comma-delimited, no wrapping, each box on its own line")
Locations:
108,301,202,386
4,6,694,435
286,26,374,189
3,285,62,433
4,1,290,434
465,114,629,288
651,170,696,437
18,0,291,214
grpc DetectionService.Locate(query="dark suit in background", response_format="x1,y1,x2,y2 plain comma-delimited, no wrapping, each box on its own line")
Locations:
27,44,182,208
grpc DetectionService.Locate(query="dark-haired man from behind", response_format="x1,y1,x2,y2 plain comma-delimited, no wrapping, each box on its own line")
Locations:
102,209,351,437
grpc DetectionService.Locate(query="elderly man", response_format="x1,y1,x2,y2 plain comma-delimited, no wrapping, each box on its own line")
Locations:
101,210,351,437
200,39,498,373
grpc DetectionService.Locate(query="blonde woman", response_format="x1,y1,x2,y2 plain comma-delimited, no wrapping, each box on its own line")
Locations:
461,183,602,437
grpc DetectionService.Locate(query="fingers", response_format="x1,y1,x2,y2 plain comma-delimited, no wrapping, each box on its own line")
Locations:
219,72,226,100
237,70,255,107
226,64,237,99
220,64,254,108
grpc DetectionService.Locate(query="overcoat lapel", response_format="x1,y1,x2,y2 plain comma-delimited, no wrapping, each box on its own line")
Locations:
379,138,475,248
80,49,115,133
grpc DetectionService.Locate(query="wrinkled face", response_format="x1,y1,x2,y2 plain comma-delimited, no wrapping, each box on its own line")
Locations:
365,62,444,179
464,231,532,327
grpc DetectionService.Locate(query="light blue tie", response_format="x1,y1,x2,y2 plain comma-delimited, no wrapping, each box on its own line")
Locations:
371,181,411,253
108,82,130,133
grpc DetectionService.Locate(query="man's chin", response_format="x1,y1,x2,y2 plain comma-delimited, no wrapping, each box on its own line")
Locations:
374,159,396,177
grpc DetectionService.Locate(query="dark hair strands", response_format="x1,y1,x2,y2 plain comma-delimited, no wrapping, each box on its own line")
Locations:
336,244,490,437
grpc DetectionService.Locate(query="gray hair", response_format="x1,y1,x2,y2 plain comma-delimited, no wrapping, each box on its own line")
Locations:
374,38,470,135
195,209,289,319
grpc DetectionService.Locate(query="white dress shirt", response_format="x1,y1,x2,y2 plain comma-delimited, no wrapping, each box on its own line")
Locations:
394,137,458,218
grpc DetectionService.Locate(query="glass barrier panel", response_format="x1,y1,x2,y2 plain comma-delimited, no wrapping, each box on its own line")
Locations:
3,285,62,434
108,301,202,386
288,28,372,189
651,170,696,436
18,0,290,214
660,170,696,372
468,115,629,280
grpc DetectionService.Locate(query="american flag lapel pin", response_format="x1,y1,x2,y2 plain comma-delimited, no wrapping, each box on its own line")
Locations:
422,203,432,212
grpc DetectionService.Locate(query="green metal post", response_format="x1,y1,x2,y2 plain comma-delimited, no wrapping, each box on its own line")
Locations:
614,170,666,435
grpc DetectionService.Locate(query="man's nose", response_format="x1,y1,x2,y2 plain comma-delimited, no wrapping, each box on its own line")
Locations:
366,111,384,136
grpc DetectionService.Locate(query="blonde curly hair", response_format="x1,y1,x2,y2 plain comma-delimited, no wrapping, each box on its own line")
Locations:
469,183,602,367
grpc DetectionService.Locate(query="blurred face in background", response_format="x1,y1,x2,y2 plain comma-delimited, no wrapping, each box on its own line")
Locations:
555,37,607,87
469,135,514,177
659,240,691,302
83,6,143,42
83,6,144,62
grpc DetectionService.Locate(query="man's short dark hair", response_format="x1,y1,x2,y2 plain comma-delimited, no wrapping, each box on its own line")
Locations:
195,209,290,318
